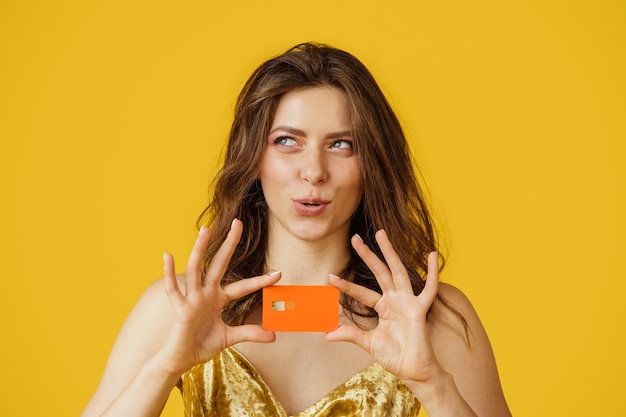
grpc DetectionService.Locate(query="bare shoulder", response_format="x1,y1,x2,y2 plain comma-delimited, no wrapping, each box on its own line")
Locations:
429,283,511,417
101,274,187,372
432,283,480,334
113,275,183,340
81,276,183,416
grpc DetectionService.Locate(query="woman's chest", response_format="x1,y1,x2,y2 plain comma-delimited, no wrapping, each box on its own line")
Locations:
234,333,374,415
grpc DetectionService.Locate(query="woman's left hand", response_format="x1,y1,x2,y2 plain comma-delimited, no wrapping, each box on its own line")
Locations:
325,229,444,386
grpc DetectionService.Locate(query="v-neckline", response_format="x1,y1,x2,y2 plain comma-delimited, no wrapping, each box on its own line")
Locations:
228,346,382,416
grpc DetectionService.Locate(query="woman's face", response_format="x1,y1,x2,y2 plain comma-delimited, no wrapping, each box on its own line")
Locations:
259,86,363,243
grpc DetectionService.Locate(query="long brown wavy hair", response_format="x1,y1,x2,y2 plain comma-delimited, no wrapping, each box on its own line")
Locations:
198,42,467,333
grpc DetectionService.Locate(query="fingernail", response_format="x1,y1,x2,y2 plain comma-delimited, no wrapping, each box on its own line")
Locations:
231,218,238,229
354,234,364,242
328,274,341,280
268,270,281,276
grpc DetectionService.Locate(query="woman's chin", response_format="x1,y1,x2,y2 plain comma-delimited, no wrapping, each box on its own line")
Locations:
290,226,329,242
287,219,349,243
267,214,351,243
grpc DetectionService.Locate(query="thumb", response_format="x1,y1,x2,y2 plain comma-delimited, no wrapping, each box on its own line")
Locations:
227,325,277,346
325,325,368,349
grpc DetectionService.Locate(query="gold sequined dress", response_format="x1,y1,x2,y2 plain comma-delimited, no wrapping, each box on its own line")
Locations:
182,347,421,416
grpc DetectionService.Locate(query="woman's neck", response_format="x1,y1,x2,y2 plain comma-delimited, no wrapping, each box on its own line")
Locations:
264,228,352,286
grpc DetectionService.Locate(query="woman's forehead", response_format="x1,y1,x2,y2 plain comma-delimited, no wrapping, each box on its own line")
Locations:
270,86,351,133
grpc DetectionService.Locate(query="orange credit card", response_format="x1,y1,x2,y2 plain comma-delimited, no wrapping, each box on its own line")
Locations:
262,285,339,332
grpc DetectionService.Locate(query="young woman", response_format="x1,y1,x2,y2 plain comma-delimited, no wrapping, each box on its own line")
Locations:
82,43,511,417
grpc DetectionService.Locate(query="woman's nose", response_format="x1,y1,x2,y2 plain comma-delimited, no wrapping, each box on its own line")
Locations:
300,148,328,184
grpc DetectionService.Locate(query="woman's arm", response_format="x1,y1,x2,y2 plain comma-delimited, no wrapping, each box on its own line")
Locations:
399,282,511,417
80,278,180,417
326,230,511,417
425,283,511,417
81,221,281,417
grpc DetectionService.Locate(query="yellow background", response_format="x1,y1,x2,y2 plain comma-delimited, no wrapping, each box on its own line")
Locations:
1,1,624,415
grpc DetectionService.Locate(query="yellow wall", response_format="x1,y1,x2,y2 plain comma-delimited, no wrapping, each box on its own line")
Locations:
1,1,624,415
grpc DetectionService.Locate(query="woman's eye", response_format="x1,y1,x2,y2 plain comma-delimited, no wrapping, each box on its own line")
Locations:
330,139,353,149
273,136,297,146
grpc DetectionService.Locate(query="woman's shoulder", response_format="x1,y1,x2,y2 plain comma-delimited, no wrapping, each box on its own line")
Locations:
102,275,183,371
81,276,182,415
430,282,487,349
117,274,187,344
435,283,476,325
133,274,185,313
437,282,472,307
430,282,511,416
116,277,177,328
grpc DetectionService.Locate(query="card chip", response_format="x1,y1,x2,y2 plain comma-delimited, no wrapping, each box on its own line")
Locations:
272,301,285,311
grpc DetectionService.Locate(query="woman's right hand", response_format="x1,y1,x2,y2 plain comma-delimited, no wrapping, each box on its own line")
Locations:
157,218,280,377
81,219,279,417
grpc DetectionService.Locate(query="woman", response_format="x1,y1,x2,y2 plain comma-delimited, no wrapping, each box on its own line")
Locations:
82,43,511,416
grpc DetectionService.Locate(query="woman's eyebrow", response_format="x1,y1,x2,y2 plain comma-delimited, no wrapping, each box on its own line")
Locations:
269,125,352,139
325,130,353,139
269,126,306,136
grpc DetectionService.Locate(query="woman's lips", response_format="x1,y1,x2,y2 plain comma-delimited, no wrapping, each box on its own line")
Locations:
292,199,330,215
